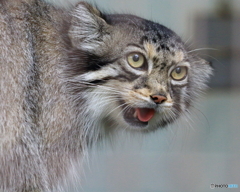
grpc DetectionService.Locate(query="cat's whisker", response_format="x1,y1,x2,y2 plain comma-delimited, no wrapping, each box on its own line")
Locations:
186,103,210,130
166,107,178,122
181,110,194,127
80,80,131,91
114,102,133,120
105,102,129,117
194,53,222,65
84,91,121,97
184,35,193,46
116,107,129,122
96,98,119,108
77,81,129,94
188,47,218,53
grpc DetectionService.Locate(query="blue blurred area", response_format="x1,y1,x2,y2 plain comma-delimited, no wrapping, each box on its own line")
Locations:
63,0,240,191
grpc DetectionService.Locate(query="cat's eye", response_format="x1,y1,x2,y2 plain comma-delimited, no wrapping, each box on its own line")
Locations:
127,52,146,69
171,66,188,81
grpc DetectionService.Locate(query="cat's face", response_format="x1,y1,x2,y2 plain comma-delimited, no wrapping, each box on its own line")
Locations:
66,2,212,132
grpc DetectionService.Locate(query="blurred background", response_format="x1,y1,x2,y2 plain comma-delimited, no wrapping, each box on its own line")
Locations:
56,0,240,191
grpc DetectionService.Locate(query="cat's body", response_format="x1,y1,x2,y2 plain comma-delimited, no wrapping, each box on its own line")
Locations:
0,0,212,191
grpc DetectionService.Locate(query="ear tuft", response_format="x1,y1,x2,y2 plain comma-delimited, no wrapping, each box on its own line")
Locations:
69,2,110,52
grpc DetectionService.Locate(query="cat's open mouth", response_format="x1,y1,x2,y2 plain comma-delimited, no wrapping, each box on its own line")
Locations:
123,106,155,127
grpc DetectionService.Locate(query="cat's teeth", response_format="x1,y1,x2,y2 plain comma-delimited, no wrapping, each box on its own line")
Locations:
133,110,137,118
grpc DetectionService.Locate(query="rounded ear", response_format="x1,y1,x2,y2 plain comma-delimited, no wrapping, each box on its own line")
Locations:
69,2,111,52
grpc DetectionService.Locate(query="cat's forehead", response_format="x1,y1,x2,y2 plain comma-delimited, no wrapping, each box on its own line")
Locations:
138,22,186,65
143,41,185,65
111,15,186,63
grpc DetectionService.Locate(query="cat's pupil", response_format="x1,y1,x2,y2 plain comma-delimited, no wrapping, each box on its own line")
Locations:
132,54,140,62
175,67,181,74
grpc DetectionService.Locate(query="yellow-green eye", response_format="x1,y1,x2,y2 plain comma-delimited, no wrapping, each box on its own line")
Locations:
127,52,145,68
171,66,188,81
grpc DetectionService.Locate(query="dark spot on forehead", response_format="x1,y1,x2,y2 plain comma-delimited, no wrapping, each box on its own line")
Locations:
152,38,157,43
140,35,149,44
156,46,161,52
160,63,166,70
157,33,162,40
160,44,165,49
160,44,170,52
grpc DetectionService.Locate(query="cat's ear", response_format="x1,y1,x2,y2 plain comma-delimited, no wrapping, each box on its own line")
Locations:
69,2,111,52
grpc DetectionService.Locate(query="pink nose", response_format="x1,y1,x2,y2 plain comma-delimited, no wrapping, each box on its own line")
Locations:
150,95,167,104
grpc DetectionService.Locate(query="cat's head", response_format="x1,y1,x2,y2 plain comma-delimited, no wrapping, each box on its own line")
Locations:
65,2,212,132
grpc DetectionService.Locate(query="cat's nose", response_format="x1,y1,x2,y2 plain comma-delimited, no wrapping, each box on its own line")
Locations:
150,95,167,104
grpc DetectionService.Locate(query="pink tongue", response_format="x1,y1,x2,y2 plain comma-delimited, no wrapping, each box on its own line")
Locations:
136,108,155,122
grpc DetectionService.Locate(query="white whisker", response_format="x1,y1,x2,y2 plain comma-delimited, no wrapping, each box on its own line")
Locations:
115,102,133,120
188,47,218,53
77,81,130,94
105,102,127,117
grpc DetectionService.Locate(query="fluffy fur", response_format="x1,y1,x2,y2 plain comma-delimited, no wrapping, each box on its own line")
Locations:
0,0,212,191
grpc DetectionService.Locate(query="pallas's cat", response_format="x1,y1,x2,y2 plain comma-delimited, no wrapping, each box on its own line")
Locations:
0,0,212,191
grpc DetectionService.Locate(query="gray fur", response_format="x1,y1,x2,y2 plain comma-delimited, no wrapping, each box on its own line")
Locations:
0,0,212,191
